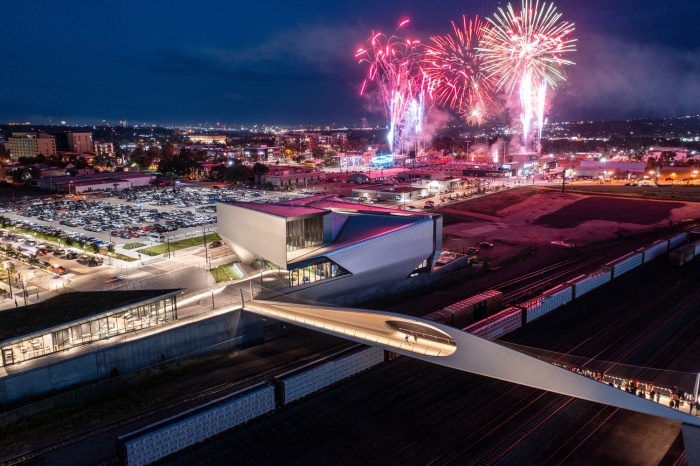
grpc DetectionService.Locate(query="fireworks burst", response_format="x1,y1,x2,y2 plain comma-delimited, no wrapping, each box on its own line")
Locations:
422,15,494,125
356,19,426,153
479,0,576,144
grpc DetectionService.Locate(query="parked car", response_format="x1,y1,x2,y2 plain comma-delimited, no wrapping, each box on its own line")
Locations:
209,241,223,248
467,247,479,254
50,265,67,275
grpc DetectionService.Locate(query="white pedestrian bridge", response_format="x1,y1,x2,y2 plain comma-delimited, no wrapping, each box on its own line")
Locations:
244,299,700,464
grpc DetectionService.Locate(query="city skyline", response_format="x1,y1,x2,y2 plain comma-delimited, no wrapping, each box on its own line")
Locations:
1,1,699,127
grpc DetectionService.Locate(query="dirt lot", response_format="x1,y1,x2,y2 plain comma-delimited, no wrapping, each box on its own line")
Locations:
440,187,700,267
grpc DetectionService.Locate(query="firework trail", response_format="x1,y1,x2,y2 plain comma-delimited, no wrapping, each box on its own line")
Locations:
479,0,575,145
422,15,494,126
356,19,425,153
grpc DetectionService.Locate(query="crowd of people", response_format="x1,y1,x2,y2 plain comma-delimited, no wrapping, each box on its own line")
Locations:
561,364,700,414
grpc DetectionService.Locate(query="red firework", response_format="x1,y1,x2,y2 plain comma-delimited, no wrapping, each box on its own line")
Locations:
422,15,495,125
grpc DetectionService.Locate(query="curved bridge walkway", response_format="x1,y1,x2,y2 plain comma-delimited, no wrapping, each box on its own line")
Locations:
244,299,700,465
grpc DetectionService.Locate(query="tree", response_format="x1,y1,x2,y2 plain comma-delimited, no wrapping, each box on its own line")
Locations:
224,164,253,182
252,162,269,176
324,150,337,166
312,147,326,160
129,147,153,170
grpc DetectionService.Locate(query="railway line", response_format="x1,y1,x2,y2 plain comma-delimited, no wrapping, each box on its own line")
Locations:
157,252,700,465
0,338,356,466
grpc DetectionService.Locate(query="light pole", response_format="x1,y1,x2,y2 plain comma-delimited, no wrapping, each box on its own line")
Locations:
203,226,209,267
4,263,12,299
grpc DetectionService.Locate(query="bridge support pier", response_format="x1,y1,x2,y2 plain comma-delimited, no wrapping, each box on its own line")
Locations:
683,423,700,466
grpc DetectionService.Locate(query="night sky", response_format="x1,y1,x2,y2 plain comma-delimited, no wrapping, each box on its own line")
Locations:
1,0,698,127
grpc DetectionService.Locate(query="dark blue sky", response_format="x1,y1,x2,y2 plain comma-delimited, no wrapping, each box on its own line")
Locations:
1,1,699,127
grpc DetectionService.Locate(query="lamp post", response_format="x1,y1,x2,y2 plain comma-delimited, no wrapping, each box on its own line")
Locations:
203,226,209,267
4,263,12,299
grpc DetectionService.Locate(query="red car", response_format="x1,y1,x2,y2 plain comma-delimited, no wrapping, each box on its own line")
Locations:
50,265,67,275
209,241,223,248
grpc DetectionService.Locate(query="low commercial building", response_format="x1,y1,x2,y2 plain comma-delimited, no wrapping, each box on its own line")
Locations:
579,161,646,178
34,171,156,193
261,169,325,187
352,185,426,202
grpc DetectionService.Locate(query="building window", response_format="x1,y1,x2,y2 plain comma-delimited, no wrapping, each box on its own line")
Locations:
408,258,431,277
286,216,324,252
0,296,177,366
287,259,349,287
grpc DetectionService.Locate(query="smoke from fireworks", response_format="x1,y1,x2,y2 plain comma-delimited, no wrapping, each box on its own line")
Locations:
422,16,494,126
356,19,426,153
479,0,576,146
354,2,575,153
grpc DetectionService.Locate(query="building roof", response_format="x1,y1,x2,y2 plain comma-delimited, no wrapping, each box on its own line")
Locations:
225,201,326,219
0,290,180,343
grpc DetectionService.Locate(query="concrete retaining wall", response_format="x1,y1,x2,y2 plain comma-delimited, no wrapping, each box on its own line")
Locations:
0,311,247,405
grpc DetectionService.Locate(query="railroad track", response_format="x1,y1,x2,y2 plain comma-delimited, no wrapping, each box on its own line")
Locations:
0,341,355,466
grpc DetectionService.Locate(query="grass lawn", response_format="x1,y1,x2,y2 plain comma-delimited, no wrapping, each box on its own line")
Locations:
210,262,243,283
139,233,221,256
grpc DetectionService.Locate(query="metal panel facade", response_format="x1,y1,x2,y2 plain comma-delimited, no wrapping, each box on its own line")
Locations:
217,203,288,266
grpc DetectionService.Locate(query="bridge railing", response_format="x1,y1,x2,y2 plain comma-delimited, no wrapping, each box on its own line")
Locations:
499,341,699,408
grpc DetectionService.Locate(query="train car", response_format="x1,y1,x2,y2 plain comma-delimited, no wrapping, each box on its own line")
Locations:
463,307,523,341
566,268,612,299
642,239,669,263
519,284,573,324
442,290,503,328
274,345,383,406
689,228,700,241
691,239,700,256
116,383,275,466
421,309,453,326
668,231,688,250
669,244,695,266
604,251,643,279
